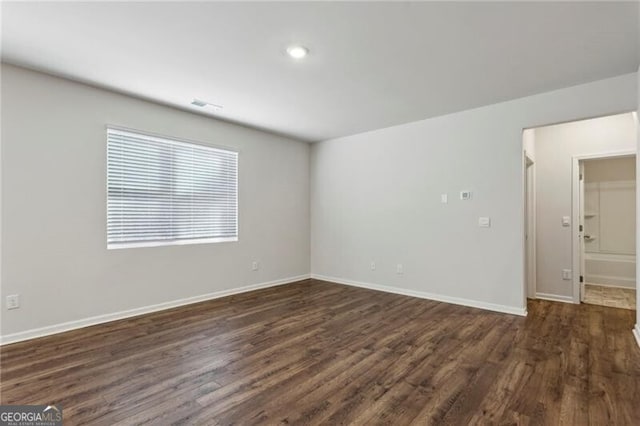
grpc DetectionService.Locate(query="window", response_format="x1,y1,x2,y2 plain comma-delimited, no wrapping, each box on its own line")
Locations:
107,127,238,249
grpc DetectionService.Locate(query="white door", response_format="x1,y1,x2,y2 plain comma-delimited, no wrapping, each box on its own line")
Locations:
579,162,586,301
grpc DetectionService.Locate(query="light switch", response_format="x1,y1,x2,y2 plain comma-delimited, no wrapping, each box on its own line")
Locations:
562,216,571,227
441,194,448,204
478,217,491,227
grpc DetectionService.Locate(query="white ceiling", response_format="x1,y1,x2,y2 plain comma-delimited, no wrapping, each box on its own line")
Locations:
2,1,638,142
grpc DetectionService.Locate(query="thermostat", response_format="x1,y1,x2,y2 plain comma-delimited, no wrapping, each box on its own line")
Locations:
460,190,472,200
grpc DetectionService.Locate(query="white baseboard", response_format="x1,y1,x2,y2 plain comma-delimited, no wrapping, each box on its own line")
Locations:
0,274,311,346
311,274,527,316
633,324,640,349
535,292,576,304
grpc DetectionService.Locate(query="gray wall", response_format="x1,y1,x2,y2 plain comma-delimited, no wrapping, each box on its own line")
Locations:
0,64,310,338
534,114,637,299
2,63,638,342
311,73,637,314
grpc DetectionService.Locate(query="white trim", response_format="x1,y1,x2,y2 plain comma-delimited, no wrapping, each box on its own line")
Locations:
311,274,527,316
0,274,310,346
633,324,640,349
572,150,637,304
108,236,238,250
572,158,582,303
572,150,636,162
535,292,576,304
524,153,537,300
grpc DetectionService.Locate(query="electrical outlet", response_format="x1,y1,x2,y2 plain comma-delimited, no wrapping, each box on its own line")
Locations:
562,269,572,280
6,295,19,310
252,261,259,271
396,264,404,275
370,261,376,271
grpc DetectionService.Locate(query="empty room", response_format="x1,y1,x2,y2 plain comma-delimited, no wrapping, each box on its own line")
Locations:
0,1,639,425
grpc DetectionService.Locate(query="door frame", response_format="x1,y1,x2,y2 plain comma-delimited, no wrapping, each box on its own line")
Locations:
571,150,636,304
525,154,536,299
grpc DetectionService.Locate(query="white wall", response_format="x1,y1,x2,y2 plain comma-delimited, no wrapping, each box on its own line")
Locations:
0,64,310,340
523,129,536,161
584,157,636,255
534,114,637,299
585,157,636,183
636,64,640,346
311,72,637,314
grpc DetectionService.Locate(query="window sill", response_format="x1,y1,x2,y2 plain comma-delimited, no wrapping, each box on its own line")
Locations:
107,236,238,250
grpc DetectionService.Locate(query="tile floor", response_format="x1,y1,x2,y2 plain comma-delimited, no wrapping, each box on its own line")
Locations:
583,283,636,310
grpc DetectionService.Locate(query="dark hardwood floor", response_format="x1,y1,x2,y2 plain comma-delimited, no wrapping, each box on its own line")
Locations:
1,279,639,425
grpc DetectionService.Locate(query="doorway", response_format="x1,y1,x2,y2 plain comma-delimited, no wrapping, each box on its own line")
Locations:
522,112,637,312
573,153,636,309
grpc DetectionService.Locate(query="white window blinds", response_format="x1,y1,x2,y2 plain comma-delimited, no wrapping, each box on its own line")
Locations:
107,127,238,249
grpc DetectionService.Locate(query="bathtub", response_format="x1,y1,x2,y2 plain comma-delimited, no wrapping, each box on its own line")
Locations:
585,252,636,289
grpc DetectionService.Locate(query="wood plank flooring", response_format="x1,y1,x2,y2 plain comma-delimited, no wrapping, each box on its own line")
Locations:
584,283,636,311
1,279,639,425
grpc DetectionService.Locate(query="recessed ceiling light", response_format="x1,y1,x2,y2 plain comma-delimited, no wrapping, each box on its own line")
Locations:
286,45,309,59
191,99,223,112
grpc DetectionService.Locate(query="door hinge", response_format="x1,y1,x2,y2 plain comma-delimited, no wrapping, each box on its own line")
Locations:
580,275,584,283
580,173,583,180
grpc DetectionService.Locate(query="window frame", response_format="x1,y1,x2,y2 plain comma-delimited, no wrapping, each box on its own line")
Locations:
106,125,239,250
